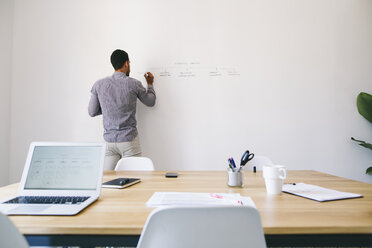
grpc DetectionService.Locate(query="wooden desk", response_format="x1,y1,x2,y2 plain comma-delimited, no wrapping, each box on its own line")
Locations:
1,170,371,247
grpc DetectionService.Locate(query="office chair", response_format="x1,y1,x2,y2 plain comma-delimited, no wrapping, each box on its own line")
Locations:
115,157,155,171
248,155,274,171
136,206,267,248
0,212,29,248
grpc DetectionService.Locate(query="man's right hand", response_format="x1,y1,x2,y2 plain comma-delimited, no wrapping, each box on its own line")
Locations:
144,72,154,85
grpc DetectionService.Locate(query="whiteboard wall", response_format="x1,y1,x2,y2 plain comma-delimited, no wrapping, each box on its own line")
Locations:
9,0,372,183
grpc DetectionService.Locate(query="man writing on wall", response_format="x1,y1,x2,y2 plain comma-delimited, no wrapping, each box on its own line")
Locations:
88,49,156,170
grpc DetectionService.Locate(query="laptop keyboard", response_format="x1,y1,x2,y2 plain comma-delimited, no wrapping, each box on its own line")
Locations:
3,196,90,205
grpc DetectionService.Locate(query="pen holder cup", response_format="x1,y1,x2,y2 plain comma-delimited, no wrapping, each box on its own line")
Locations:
227,170,243,187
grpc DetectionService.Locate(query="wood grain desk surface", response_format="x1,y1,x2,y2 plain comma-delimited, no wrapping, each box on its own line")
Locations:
0,170,371,235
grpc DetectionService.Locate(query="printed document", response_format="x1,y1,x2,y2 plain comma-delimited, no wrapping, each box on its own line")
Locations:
282,183,362,202
146,192,256,208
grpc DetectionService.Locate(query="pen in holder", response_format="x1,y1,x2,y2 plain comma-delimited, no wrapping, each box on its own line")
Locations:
227,169,243,187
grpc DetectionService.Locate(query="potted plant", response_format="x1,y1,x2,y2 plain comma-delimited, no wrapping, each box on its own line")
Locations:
351,92,372,175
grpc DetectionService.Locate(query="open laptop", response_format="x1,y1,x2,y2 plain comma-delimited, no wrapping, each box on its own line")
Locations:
0,142,106,216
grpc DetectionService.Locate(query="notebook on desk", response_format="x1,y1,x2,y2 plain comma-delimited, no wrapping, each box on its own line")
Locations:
0,142,106,216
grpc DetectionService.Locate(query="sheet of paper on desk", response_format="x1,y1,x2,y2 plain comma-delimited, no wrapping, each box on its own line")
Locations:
282,183,362,202
146,192,256,208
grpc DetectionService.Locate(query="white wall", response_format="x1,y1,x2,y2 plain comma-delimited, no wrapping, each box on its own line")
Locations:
9,0,372,183
0,0,13,186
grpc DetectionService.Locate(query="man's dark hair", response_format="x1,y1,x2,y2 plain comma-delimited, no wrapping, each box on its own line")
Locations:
111,49,129,70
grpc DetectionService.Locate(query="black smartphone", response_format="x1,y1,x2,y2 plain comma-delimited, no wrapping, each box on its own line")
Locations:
165,172,178,178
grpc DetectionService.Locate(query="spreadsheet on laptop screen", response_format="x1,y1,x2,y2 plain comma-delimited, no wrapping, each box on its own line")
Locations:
24,146,102,190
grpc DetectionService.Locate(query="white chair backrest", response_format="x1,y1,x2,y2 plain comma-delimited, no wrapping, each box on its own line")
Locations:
0,213,29,248
248,155,274,171
115,157,154,171
137,206,267,248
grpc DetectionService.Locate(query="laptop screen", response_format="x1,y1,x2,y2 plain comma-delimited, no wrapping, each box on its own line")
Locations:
24,145,103,190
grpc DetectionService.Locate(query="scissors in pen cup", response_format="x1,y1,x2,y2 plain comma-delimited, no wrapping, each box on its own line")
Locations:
240,150,254,167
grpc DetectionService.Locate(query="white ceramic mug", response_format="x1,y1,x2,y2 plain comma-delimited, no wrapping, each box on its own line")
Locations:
227,170,243,187
262,165,287,194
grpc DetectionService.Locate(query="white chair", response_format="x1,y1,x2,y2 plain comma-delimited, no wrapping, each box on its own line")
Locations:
0,212,29,248
136,206,267,248
248,155,274,171
114,157,154,171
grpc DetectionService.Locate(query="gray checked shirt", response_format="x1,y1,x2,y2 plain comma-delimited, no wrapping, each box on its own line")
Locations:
88,71,156,142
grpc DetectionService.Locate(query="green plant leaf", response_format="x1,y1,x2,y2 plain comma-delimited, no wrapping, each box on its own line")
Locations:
366,167,372,175
351,137,372,150
357,92,372,123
